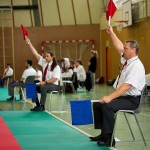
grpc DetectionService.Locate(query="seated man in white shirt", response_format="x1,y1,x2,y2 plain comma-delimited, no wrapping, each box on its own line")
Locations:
1,63,13,87
89,26,145,147
7,60,36,100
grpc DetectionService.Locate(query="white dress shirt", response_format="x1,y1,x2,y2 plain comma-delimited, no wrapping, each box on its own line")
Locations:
115,56,145,96
74,65,86,81
22,67,36,83
38,57,61,85
4,67,13,76
35,70,42,81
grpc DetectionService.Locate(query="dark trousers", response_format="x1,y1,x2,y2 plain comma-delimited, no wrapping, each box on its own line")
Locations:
93,96,140,135
1,76,12,86
33,83,58,106
8,81,26,96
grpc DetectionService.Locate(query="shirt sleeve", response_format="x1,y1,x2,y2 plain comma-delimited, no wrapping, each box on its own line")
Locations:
22,70,27,79
120,52,126,64
10,68,13,75
52,65,61,80
38,57,46,68
124,62,145,90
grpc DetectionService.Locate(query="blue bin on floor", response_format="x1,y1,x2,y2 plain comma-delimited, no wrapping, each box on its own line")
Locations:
26,83,37,99
0,79,3,86
70,100,93,125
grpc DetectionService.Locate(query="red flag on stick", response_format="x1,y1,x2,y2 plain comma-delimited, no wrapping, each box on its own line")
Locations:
21,24,28,40
106,0,117,25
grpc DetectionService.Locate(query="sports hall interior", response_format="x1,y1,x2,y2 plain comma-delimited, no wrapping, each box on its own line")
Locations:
0,0,150,150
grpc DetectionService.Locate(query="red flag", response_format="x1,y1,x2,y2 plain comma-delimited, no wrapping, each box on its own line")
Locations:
106,0,117,20
21,24,28,40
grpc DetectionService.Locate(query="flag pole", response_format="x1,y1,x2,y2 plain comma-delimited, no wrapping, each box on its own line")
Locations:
108,16,111,26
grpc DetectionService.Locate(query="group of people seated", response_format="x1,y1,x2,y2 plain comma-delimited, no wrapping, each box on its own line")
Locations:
1,35,89,112
60,58,86,81
6,60,42,101
1,57,87,105
60,57,86,90
0,62,43,89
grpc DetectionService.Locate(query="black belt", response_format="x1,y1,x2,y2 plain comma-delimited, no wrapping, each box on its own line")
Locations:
122,95,140,98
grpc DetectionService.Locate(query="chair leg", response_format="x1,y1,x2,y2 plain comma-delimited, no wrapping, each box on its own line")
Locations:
63,82,66,93
134,114,147,146
48,92,59,112
49,93,53,111
111,112,147,147
111,112,118,147
70,83,76,93
124,113,135,141
20,88,26,100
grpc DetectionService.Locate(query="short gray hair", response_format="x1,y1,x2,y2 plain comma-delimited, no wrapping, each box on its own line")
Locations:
125,40,139,54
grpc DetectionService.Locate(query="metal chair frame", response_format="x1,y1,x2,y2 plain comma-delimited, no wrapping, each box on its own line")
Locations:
47,90,60,111
63,80,76,93
47,81,63,111
19,76,35,100
111,85,147,147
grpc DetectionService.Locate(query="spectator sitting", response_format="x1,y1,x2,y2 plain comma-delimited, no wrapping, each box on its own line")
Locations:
1,63,13,87
6,60,36,101
61,58,73,78
68,60,75,76
74,59,86,83
61,58,70,73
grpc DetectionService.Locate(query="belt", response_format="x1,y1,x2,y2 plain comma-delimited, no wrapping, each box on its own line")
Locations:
122,95,140,98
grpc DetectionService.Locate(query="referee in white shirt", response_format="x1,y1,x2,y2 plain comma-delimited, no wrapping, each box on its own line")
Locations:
89,26,145,147
25,37,61,112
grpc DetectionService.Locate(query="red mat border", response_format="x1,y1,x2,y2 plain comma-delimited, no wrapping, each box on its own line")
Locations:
0,117,22,150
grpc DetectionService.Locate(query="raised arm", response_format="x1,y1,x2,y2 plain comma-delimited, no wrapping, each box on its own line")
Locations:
107,26,124,54
25,36,41,61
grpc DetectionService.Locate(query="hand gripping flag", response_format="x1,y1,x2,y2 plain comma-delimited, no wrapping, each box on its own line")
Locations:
106,0,117,25
21,24,28,40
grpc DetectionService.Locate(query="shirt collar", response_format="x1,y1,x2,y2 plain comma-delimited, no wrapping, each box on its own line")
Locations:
48,61,53,66
127,56,138,65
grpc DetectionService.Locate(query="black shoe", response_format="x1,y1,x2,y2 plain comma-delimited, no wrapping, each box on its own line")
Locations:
36,105,45,111
30,105,40,111
7,96,14,101
30,105,45,112
89,134,104,141
97,137,115,147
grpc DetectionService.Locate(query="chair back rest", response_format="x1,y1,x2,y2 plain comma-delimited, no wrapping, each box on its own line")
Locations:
25,76,35,84
134,85,146,113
